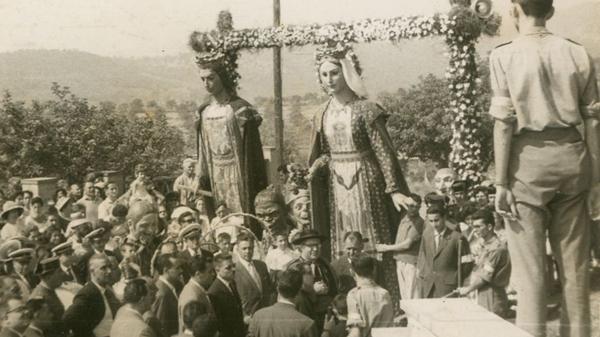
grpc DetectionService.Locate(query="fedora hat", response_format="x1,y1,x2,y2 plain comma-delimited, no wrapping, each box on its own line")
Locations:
291,229,326,245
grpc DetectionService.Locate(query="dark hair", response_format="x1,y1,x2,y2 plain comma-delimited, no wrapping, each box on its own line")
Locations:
277,164,288,174
331,293,348,315
512,0,553,18
487,185,496,194
216,232,231,242
236,232,254,244
53,189,67,202
183,301,208,329
192,314,218,337
121,263,140,280
26,297,47,315
156,254,179,275
123,278,148,304
277,268,303,299
213,254,232,268
470,209,495,227
351,255,377,278
409,193,422,204
9,191,23,201
112,204,128,218
23,191,33,198
474,186,489,196
343,231,363,243
190,255,209,275
426,205,446,216
30,197,44,207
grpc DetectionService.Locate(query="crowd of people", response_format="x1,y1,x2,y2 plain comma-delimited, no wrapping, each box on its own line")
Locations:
0,159,515,337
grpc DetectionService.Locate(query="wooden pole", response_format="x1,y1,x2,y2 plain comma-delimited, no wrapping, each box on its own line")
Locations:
273,0,284,185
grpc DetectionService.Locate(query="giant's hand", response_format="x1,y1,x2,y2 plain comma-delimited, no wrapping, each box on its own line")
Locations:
495,185,518,220
391,192,416,212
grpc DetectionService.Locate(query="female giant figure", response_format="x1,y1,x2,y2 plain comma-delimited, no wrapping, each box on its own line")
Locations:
194,49,268,234
308,45,413,303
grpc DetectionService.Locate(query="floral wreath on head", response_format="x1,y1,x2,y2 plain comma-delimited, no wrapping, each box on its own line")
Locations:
315,42,368,98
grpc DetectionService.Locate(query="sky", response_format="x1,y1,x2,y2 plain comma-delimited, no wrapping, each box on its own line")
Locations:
0,0,591,58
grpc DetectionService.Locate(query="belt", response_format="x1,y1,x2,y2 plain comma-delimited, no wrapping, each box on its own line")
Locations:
330,150,371,162
517,127,581,144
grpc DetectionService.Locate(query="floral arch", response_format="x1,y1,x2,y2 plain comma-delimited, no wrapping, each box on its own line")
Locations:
189,0,501,186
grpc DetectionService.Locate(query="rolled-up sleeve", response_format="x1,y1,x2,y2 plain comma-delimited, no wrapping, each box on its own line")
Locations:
488,52,517,123
580,54,600,120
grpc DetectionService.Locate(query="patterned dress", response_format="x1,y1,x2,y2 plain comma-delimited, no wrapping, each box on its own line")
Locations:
309,98,410,306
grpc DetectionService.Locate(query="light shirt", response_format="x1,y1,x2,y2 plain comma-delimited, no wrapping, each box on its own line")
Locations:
91,281,114,337
346,279,394,337
277,298,296,306
489,27,599,134
97,198,117,222
265,247,298,271
434,228,447,252
238,258,262,291
0,222,23,240
77,195,102,223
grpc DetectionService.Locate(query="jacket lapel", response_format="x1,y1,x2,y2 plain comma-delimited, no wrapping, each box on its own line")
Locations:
434,228,450,258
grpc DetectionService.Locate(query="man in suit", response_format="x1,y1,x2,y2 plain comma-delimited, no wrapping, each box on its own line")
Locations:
330,232,364,293
111,278,157,337
178,255,215,334
152,253,183,337
249,268,318,337
208,254,246,337
63,254,121,337
30,257,67,337
416,206,473,298
234,232,275,320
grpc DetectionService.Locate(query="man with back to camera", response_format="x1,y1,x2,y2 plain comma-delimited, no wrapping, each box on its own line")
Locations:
490,1,600,336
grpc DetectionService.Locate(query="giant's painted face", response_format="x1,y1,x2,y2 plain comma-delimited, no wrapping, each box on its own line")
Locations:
290,195,311,226
255,202,281,228
433,168,457,196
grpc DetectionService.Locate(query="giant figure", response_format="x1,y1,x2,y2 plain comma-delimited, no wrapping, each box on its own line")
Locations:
308,44,413,305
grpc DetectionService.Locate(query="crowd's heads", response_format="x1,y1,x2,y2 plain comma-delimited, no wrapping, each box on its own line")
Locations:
277,268,303,300
292,229,324,261
89,254,113,287
510,0,554,20
123,278,156,312
406,193,422,216
426,206,447,232
1,201,25,223
190,255,215,288
216,232,232,254
236,232,255,262
192,313,218,337
35,257,62,289
471,208,496,239
213,254,235,281
433,168,457,196
156,254,183,283
351,255,377,279
183,158,197,175
26,297,53,330
342,232,364,259
0,296,32,332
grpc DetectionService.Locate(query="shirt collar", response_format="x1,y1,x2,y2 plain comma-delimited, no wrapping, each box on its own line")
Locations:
216,275,233,289
92,279,106,293
190,278,207,292
277,298,296,306
520,26,550,36
434,227,447,237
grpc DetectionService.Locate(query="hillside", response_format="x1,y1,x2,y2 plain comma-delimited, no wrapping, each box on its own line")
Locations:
0,1,598,104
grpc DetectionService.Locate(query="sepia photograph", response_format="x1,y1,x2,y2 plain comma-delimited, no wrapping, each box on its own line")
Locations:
1,0,599,336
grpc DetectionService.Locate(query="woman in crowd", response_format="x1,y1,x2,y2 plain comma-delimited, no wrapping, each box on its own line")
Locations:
308,43,413,305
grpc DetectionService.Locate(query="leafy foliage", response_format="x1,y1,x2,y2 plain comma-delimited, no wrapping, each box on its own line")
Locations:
0,83,186,183
381,59,493,169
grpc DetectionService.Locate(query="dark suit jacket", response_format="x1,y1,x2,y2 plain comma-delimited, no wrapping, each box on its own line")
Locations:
208,277,246,337
249,302,318,337
234,259,275,316
30,284,66,337
151,278,180,337
416,225,473,298
63,281,121,337
330,257,356,293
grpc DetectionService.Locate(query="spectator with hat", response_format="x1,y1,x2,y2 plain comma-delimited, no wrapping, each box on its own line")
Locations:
177,224,211,283
286,229,338,333
30,257,66,337
51,242,85,285
446,180,476,227
7,248,38,298
66,219,92,254
209,202,243,244
83,228,120,285
167,207,196,241
63,254,122,337
1,201,26,241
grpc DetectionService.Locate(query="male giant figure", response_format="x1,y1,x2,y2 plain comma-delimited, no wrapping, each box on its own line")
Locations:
491,1,600,336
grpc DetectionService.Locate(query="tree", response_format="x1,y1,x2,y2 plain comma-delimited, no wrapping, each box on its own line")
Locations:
382,59,493,170
0,84,186,183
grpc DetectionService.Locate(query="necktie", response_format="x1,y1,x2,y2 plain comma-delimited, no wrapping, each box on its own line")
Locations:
104,288,120,318
311,262,322,282
229,280,241,303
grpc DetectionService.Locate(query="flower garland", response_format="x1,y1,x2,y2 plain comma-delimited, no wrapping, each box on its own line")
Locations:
190,6,501,187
